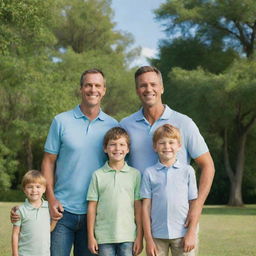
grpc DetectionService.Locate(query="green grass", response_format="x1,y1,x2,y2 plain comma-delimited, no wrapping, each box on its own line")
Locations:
1,203,255,256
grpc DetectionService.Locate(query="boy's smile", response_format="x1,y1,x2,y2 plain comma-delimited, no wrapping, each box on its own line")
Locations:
154,137,181,165
104,137,129,165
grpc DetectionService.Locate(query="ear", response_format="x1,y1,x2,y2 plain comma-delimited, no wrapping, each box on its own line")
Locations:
102,86,106,96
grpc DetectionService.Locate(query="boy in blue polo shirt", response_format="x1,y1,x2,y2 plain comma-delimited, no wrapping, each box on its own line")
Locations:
87,127,143,256
141,124,198,256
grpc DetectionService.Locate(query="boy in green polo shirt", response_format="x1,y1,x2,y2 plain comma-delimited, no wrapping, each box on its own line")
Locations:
87,127,143,256
11,170,51,256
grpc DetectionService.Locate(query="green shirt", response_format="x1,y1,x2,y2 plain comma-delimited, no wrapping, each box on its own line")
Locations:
87,161,141,244
14,199,50,256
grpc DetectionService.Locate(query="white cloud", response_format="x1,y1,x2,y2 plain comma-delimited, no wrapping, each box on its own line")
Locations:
129,47,158,68
141,47,157,58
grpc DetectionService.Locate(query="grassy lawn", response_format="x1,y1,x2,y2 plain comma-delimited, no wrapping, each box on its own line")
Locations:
1,203,255,256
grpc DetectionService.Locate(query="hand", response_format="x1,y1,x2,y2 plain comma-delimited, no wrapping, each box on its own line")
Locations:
146,239,158,256
88,237,98,254
49,198,64,221
183,230,196,253
133,236,143,256
10,206,19,223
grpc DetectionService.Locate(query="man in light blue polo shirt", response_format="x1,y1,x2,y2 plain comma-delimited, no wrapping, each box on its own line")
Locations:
120,66,215,241
41,69,118,256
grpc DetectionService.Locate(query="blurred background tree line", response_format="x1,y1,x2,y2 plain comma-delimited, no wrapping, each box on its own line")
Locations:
0,0,255,206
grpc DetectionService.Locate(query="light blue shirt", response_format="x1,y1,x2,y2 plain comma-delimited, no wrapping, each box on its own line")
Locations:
120,105,209,172
140,160,198,239
44,105,118,214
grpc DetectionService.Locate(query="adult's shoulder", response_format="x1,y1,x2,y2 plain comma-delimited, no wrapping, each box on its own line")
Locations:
120,109,142,125
168,106,200,132
100,111,118,125
52,108,74,122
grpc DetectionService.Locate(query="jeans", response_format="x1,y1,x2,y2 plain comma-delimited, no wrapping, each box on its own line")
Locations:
51,210,93,256
98,242,134,256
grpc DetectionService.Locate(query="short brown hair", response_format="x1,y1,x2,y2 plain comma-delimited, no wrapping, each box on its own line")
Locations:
21,170,47,189
153,124,181,146
80,68,106,87
135,66,163,87
103,127,130,149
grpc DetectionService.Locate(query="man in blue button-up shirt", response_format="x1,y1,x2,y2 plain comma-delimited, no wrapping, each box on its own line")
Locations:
41,69,118,256
120,66,215,254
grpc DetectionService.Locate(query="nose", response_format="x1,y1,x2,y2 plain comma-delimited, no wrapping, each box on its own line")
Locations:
145,84,152,92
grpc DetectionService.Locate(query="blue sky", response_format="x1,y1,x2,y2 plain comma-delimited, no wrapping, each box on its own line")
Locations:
111,0,166,66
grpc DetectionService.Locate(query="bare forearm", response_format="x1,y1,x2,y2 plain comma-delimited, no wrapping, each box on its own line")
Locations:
87,201,97,239
196,152,215,207
12,227,19,256
41,153,56,201
134,200,143,238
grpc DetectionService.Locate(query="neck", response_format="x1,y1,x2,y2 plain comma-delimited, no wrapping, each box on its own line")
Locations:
143,104,165,125
29,199,42,208
160,158,176,167
80,103,100,120
108,160,125,171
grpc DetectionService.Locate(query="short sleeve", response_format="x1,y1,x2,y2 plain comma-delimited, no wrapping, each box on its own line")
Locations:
188,166,198,200
87,173,99,201
134,171,141,200
186,120,209,159
13,209,22,227
44,118,61,155
140,170,152,199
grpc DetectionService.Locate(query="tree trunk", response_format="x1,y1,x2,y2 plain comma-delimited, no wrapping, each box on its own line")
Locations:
228,177,243,206
26,138,33,170
223,129,246,206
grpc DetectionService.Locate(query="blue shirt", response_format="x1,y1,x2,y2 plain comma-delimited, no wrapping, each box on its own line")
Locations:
140,160,198,239
120,105,208,172
44,105,118,214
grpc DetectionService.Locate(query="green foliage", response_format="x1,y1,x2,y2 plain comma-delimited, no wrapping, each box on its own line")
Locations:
0,0,57,55
0,142,18,189
0,189,25,201
164,59,256,203
0,0,138,191
151,38,238,81
54,0,133,54
155,0,256,57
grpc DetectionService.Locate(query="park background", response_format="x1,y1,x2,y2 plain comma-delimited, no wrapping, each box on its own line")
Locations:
0,0,255,255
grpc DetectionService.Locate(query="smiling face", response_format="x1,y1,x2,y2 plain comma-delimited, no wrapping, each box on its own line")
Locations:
104,137,129,164
80,73,106,108
154,137,181,165
136,71,164,108
23,182,46,204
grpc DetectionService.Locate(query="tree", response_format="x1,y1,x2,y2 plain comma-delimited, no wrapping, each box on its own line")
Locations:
155,0,256,57
0,0,140,192
54,0,133,55
166,59,256,206
151,37,238,81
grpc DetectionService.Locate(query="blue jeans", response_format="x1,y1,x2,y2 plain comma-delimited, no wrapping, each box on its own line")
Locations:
98,242,134,256
51,210,93,256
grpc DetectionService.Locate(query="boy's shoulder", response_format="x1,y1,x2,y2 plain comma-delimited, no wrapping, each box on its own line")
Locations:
144,161,194,174
125,164,141,176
